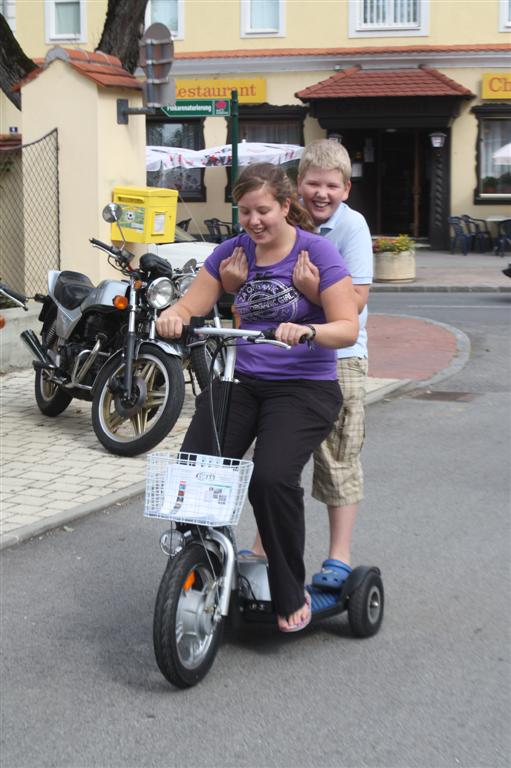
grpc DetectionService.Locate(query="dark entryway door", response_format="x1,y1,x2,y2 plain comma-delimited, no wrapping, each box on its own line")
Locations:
338,128,432,239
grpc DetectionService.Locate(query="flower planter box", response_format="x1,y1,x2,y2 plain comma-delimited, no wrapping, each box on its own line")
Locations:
373,249,416,283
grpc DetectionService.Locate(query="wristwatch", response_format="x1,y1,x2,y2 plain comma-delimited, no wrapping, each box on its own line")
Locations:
304,324,316,349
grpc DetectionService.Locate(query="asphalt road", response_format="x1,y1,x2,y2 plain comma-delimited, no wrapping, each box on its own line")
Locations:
1,293,510,768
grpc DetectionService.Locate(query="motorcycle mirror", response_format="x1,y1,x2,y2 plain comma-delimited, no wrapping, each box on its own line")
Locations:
102,203,123,224
182,258,197,273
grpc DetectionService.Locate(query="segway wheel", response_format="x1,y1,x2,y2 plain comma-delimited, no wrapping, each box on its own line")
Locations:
348,570,384,638
153,544,224,689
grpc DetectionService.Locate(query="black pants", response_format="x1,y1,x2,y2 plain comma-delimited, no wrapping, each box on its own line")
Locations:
181,374,342,617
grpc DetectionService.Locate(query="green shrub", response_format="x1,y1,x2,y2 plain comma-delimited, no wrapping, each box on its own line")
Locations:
373,234,415,253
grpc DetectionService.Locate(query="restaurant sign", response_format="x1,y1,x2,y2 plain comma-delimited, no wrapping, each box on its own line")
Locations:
175,78,266,104
161,99,231,118
481,73,511,100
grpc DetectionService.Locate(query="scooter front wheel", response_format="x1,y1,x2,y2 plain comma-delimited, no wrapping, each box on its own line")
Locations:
153,543,224,689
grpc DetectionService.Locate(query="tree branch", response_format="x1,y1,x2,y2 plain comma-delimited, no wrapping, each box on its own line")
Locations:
96,0,148,74
0,14,37,109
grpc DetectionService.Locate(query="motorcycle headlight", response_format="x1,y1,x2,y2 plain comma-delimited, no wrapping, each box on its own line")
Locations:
176,274,195,295
146,277,175,309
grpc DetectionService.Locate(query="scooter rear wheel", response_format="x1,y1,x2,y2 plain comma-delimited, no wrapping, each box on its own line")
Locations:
153,543,224,689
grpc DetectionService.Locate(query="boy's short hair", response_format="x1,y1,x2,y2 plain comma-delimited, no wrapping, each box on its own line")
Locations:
298,139,352,184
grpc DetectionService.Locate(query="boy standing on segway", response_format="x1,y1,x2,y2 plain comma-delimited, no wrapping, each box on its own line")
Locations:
295,139,373,591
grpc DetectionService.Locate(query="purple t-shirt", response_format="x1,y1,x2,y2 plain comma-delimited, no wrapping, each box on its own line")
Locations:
204,227,350,380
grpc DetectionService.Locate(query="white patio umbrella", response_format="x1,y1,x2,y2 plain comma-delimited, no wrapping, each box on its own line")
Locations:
196,142,304,167
492,142,511,165
145,142,303,171
146,146,200,172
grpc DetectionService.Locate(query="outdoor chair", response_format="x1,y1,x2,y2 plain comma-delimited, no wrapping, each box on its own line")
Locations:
177,218,191,231
204,218,233,243
461,215,493,252
494,219,511,257
448,216,471,255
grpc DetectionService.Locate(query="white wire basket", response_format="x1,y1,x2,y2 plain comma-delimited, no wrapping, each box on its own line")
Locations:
144,452,254,527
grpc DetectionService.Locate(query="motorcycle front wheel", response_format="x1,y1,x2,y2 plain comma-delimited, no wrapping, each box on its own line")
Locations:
153,543,224,689
91,346,185,456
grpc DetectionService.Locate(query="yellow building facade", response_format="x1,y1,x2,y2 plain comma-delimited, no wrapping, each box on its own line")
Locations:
1,0,510,247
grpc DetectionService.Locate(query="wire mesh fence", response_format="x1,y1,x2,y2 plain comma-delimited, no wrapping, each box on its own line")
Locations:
0,129,60,295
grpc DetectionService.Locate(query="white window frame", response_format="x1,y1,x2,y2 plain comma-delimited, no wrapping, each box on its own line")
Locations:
1,0,16,33
348,0,429,38
499,0,511,31
44,0,87,43
145,0,184,40
241,0,285,38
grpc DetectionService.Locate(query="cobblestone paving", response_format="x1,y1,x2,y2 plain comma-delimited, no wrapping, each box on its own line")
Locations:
0,370,196,535
0,370,397,544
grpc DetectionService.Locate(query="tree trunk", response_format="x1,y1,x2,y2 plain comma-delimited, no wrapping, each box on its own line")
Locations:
0,14,37,110
96,0,149,74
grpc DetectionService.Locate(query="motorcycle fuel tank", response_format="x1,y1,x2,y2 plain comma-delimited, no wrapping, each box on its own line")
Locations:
80,279,129,313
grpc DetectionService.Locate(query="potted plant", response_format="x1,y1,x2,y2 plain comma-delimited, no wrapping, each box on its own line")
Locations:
373,234,416,283
482,176,498,193
499,172,511,194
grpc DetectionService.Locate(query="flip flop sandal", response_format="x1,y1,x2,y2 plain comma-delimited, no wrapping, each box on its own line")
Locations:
311,559,353,592
278,592,312,633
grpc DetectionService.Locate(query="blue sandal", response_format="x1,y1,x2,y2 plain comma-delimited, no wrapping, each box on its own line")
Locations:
238,549,267,560
312,559,352,591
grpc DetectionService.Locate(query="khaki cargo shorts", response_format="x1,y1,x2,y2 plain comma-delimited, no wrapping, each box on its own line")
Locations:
312,357,368,506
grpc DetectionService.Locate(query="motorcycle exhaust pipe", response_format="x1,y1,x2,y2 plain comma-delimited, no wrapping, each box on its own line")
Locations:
20,329,54,367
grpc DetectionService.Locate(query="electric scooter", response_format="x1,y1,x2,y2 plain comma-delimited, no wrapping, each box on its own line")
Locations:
145,321,384,689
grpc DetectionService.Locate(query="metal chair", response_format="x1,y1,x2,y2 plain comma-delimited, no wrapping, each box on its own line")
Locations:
177,218,191,231
494,219,511,257
461,215,493,252
204,218,233,243
448,216,471,255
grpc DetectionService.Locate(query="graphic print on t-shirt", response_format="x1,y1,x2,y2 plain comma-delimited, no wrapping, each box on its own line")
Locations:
235,277,300,323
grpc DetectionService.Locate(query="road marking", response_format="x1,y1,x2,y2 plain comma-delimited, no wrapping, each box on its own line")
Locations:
404,305,509,309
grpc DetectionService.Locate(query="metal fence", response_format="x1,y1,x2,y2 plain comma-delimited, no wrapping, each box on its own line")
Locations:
0,129,60,295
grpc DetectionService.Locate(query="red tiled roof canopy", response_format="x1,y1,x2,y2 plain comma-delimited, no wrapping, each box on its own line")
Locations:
174,43,510,60
15,48,141,91
296,66,474,100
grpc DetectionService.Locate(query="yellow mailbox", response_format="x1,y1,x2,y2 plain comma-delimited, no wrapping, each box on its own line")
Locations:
111,186,178,243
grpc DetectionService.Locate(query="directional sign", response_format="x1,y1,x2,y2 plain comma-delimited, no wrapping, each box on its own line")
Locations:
160,99,231,118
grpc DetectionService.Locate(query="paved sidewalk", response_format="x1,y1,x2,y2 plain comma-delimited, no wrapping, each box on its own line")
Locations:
372,248,511,292
1,246,505,550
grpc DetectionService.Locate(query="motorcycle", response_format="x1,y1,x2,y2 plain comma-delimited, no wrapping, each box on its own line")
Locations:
1,203,193,457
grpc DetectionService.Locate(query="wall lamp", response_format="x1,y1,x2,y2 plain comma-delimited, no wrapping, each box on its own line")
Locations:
429,131,447,149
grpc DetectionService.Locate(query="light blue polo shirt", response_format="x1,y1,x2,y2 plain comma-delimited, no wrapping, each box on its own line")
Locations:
318,202,373,359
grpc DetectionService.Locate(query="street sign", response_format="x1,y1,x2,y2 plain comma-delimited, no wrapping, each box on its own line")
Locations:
160,99,231,118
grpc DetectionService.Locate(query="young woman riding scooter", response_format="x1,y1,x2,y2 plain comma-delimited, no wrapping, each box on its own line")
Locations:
156,163,358,632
